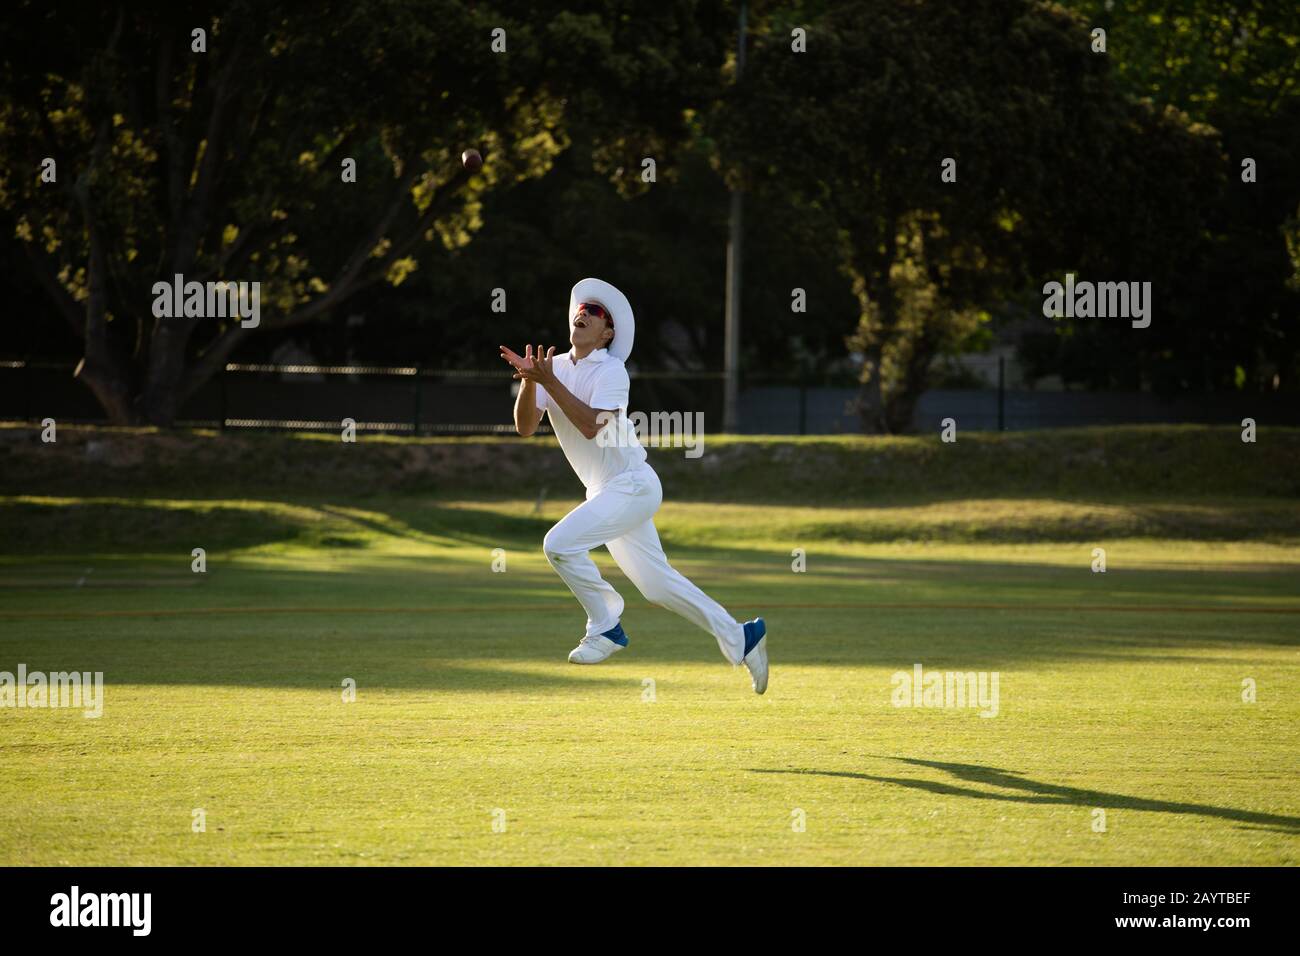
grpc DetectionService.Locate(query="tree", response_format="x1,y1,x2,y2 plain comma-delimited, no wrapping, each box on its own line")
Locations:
1023,0,1300,393
711,0,1223,431
0,0,731,424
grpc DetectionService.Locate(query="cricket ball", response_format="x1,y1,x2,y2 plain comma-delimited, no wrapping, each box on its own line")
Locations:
461,148,483,172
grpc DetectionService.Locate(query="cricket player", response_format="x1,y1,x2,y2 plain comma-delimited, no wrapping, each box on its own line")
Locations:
499,277,769,694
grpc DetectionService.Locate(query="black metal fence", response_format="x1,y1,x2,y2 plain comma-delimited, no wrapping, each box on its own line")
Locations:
2,359,1296,433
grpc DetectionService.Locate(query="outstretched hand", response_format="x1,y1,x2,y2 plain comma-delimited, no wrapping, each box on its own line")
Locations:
498,344,531,373
499,344,556,386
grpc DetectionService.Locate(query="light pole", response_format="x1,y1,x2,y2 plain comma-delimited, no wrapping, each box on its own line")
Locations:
723,0,747,434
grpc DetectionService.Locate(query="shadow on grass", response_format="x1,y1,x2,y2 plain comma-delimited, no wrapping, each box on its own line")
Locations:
3,492,1299,684
0,496,571,556
0,498,305,555
753,757,1300,834
320,501,556,550
8,493,1300,562
2,595,1298,692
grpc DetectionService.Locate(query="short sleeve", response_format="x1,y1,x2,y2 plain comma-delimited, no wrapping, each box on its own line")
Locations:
589,363,630,410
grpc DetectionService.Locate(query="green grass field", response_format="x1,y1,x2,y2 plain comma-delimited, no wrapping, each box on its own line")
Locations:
1,427,1298,865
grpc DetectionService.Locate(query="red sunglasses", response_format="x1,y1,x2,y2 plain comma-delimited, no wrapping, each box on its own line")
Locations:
575,301,611,323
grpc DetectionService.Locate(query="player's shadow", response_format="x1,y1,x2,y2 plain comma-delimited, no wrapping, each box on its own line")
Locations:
307,501,554,550
753,756,1300,834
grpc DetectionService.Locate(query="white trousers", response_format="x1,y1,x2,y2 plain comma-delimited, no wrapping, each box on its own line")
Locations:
542,464,747,665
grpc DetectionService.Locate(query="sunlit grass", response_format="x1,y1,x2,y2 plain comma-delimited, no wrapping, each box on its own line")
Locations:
0,491,1296,864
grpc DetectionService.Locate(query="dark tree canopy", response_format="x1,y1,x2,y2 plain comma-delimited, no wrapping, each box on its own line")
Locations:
711,0,1225,431
0,0,732,424
2,0,1296,432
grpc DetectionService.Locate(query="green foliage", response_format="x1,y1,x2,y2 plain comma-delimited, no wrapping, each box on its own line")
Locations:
1028,0,1300,393
711,0,1223,431
4,0,1297,431
0,0,731,423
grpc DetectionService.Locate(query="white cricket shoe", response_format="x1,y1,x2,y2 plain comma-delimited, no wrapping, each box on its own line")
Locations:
741,618,769,694
568,631,627,664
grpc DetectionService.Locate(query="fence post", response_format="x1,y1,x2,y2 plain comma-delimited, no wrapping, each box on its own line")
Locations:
218,365,227,431
413,365,422,437
997,355,1006,432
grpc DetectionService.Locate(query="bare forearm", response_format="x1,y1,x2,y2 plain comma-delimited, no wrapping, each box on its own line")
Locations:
542,376,602,439
514,380,541,436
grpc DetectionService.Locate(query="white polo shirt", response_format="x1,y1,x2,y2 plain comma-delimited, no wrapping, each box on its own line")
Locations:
536,347,647,491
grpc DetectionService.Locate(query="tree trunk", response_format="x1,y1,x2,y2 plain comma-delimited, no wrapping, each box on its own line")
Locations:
880,372,923,434
855,353,887,433
850,212,901,435
881,331,941,434
77,185,138,425
74,355,136,425
138,319,198,426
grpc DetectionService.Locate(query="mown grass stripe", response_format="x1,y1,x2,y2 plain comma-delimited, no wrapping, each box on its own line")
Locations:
2,601,1297,620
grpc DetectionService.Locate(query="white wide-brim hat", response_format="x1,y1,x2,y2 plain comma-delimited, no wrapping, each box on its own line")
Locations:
569,277,635,362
